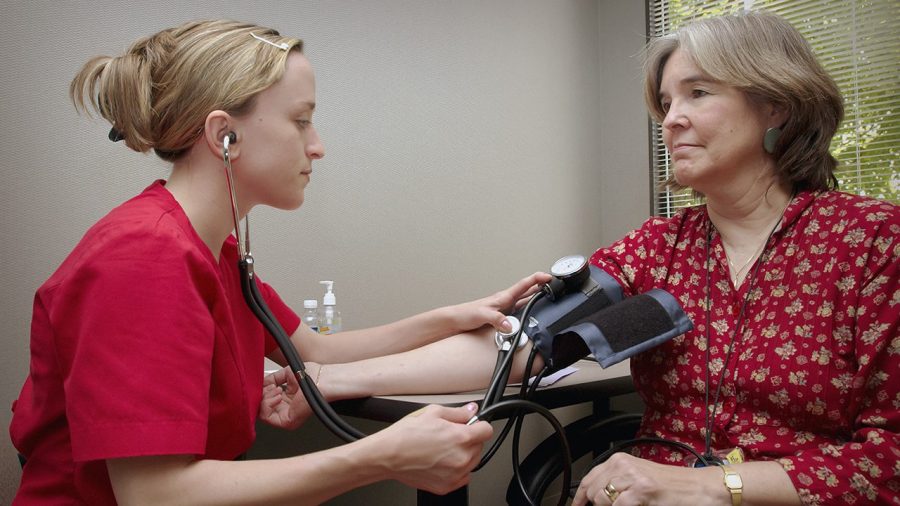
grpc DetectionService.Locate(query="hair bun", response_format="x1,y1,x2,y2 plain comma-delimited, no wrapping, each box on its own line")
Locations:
71,20,302,162
130,30,177,78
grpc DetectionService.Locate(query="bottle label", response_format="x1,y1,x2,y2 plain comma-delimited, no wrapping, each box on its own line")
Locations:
318,309,340,334
303,312,319,334
318,322,341,334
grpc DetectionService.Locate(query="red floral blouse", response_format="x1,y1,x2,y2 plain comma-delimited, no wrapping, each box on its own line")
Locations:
590,190,899,505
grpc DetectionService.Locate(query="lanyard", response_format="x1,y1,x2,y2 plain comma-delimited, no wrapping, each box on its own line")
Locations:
701,208,784,461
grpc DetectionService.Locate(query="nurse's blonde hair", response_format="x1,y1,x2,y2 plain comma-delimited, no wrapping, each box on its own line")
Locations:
643,11,843,192
70,20,302,161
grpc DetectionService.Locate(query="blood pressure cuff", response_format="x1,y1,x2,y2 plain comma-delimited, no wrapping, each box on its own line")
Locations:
520,266,623,371
528,285,692,371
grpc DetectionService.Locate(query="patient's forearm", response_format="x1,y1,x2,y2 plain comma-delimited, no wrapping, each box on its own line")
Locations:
321,327,544,399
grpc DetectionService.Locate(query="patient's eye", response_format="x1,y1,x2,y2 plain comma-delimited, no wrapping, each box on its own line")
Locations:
691,89,709,99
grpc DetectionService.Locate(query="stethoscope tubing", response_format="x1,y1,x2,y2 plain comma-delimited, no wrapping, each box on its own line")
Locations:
472,290,572,506
479,291,544,411
239,260,365,441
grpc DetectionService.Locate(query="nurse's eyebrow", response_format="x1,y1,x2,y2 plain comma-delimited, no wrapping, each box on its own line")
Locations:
293,101,316,112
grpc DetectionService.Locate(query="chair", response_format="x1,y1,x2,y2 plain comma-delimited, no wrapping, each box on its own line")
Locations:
505,411,642,505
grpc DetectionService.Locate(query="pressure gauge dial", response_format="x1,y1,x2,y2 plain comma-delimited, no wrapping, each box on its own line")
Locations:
547,254,590,299
550,255,588,279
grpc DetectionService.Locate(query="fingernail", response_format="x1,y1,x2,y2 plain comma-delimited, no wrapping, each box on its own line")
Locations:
465,402,478,412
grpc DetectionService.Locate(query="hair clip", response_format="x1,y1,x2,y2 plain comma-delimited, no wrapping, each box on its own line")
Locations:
108,126,125,142
250,32,289,51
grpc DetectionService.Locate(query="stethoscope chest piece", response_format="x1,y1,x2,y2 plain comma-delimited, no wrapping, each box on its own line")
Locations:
494,315,528,350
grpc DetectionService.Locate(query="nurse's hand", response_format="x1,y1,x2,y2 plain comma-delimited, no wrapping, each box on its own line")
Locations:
259,364,320,430
376,402,493,495
448,271,552,333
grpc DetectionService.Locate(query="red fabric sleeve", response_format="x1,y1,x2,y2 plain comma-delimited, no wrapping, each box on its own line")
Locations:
50,236,219,462
255,278,301,356
590,215,679,297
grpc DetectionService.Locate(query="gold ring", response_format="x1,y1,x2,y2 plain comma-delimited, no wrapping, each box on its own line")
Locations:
603,481,620,502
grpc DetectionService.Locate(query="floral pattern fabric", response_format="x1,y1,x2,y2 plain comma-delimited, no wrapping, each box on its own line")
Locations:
589,190,899,505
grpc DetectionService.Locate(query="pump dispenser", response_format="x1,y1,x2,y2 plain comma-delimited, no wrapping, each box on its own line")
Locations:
318,281,342,334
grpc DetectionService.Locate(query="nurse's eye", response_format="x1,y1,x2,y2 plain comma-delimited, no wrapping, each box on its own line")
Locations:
296,119,312,129
660,100,671,113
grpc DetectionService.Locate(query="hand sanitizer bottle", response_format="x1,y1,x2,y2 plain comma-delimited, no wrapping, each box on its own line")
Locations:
302,299,319,333
318,281,342,335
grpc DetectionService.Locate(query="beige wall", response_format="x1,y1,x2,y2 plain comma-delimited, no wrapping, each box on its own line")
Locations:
0,0,650,503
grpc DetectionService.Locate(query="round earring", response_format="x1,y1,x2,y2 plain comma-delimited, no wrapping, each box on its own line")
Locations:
763,127,782,154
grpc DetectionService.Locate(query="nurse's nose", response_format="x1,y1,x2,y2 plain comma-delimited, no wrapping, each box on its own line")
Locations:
307,126,325,159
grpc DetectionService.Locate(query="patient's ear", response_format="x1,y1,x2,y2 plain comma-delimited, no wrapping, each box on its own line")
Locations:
768,102,790,129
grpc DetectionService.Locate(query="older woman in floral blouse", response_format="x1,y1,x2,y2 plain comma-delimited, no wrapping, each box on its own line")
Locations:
574,12,898,506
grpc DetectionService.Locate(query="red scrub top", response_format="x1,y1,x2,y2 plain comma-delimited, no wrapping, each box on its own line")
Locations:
10,180,301,505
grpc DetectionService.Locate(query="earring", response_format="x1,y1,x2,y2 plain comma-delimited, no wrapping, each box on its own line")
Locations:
763,127,782,154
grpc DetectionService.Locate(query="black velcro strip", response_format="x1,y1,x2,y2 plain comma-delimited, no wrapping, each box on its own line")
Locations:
587,294,673,352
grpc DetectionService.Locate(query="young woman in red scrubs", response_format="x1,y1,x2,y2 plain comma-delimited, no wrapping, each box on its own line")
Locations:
11,20,549,505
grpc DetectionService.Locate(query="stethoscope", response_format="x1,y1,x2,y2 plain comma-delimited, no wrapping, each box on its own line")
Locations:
224,133,578,505
223,133,363,441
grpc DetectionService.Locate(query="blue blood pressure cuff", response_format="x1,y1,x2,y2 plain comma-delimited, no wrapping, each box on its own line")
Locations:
523,267,693,371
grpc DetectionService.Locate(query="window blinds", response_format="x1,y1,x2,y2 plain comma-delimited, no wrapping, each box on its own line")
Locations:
647,0,899,216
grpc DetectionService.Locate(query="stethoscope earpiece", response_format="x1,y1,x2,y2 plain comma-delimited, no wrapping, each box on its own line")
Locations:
223,132,237,154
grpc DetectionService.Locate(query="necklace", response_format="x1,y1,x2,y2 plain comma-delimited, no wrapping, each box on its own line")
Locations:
701,196,791,462
726,243,765,287
722,198,793,287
